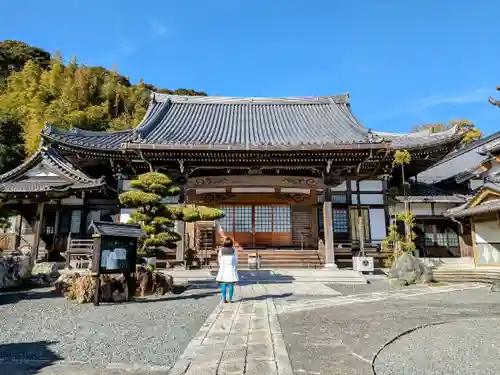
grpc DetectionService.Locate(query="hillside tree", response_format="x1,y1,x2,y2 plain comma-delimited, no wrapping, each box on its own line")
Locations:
0,114,25,174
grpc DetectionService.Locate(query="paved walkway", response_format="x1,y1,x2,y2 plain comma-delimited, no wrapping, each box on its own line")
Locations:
168,283,336,375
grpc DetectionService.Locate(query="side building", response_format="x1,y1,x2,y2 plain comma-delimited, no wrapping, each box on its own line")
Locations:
444,137,500,267
389,131,500,261
0,93,464,267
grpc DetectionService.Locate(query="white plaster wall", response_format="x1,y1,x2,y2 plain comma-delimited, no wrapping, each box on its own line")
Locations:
408,203,433,216
369,208,387,243
330,182,347,192
470,179,484,190
196,188,226,194
352,194,384,205
119,208,134,224
351,180,383,192
61,196,84,205
281,188,310,194
120,179,133,192
433,203,456,215
475,221,500,243
232,187,275,193
488,163,500,176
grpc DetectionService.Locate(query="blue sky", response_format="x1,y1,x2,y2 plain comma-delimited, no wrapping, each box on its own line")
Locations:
1,0,499,135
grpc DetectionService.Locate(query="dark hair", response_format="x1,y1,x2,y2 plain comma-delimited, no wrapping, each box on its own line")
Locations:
223,237,234,247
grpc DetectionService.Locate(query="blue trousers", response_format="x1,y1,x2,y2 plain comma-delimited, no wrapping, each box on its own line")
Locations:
220,283,234,301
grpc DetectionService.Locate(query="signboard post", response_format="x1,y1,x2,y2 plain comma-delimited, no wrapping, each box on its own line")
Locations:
88,221,144,306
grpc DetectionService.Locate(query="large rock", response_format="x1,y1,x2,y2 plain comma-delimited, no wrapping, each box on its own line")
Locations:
31,262,60,285
0,254,33,289
389,252,433,285
54,270,175,303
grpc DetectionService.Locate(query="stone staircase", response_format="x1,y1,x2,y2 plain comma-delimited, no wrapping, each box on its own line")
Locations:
431,258,500,284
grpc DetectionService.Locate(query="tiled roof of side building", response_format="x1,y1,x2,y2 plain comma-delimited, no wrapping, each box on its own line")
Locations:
444,175,500,218
392,182,469,203
89,221,144,238
373,126,462,149
417,131,500,184
42,124,134,151
41,93,465,152
0,144,105,193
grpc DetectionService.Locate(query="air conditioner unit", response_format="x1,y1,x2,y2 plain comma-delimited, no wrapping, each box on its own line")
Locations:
352,256,374,273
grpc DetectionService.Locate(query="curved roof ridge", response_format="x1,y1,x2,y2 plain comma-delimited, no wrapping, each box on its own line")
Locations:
42,123,133,137
374,124,459,139
0,147,43,183
44,146,103,183
0,142,104,185
151,92,351,105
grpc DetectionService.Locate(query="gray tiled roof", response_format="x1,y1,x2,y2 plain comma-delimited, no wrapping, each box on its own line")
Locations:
41,93,464,152
444,175,500,218
89,221,144,238
42,125,133,151
417,131,500,184
130,94,371,149
0,145,105,193
373,126,462,149
393,182,468,203
445,198,500,218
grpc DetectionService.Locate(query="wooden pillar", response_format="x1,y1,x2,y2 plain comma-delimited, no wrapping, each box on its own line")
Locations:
175,186,186,262
80,196,88,237
52,210,61,258
323,187,338,268
382,176,390,232
346,174,352,243
31,202,45,265
310,189,318,248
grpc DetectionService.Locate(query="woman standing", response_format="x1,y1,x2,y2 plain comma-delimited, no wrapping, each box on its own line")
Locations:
216,237,239,303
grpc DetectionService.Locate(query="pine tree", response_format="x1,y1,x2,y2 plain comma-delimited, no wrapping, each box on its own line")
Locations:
118,172,224,255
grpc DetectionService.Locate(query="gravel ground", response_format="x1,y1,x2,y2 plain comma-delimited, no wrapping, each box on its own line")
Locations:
278,286,500,375
374,318,500,375
0,286,221,374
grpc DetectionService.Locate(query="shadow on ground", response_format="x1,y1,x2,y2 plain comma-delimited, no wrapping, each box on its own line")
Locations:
0,341,62,375
238,292,293,302
211,270,296,284
132,290,220,304
0,289,60,306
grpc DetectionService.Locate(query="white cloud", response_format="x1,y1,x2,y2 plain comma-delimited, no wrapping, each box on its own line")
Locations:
366,87,491,123
150,19,169,37
418,88,491,109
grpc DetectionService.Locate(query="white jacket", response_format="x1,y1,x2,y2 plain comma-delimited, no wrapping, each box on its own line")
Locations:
216,247,239,283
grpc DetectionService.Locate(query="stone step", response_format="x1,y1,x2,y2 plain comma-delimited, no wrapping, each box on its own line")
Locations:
433,268,500,284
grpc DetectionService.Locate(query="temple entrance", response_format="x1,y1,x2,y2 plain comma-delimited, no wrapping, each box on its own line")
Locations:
217,204,292,248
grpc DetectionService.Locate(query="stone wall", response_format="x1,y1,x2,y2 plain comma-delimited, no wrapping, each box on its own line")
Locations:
0,253,32,288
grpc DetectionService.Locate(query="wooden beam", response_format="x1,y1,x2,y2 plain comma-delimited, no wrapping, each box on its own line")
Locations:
31,202,45,265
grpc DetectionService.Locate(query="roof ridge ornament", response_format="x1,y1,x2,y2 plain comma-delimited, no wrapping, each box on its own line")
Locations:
488,86,500,107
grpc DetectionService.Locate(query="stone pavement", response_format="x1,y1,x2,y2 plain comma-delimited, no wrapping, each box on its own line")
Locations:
374,318,500,375
167,283,338,375
275,282,486,314
278,285,500,375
